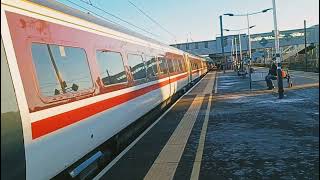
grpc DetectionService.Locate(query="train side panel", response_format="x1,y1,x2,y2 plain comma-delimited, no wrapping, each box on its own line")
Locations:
1,1,209,179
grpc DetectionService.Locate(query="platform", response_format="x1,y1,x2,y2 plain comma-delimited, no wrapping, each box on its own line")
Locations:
94,70,319,180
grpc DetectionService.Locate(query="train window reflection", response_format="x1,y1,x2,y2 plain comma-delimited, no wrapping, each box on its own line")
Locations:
31,43,93,97
173,60,181,72
167,59,175,73
178,59,185,72
145,56,158,78
128,54,147,80
158,57,168,75
96,51,127,86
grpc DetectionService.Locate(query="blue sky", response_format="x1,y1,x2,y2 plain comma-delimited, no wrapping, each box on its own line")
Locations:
58,0,319,44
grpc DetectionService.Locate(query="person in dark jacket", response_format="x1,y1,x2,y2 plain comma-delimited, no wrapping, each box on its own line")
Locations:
265,62,277,89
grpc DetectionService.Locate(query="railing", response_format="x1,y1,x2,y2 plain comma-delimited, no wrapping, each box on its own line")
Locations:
249,68,294,89
250,71,269,82
287,54,319,72
282,45,305,61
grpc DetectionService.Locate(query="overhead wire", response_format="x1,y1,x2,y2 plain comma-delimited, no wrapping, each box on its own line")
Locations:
61,0,132,30
74,0,165,42
127,0,177,43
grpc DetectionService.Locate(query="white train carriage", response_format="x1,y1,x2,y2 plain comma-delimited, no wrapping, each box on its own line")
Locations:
1,0,208,179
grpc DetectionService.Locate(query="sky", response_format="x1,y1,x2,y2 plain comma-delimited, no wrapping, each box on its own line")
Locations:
58,0,319,44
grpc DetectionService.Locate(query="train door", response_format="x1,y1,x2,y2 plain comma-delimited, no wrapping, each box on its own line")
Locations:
1,37,26,180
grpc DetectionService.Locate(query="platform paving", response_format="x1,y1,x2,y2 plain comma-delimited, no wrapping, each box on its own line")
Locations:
95,70,319,180
200,71,319,180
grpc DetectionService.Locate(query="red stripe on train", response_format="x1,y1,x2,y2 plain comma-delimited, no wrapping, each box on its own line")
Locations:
31,74,189,139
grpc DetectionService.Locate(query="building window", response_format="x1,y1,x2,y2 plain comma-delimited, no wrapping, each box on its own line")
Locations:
204,41,208,48
96,50,127,86
195,42,199,49
177,44,181,49
31,43,93,96
128,54,147,80
145,56,158,78
186,44,189,50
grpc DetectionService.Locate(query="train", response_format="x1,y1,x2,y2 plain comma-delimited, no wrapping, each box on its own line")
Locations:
1,0,208,179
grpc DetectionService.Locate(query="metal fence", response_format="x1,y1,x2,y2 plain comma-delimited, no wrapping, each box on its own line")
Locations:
251,71,269,82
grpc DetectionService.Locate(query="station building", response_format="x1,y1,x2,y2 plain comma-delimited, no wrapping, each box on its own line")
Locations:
171,25,319,71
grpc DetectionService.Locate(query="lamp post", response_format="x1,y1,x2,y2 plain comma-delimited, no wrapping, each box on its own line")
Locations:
304,20,307,72
234,35,238,70
239,33,242,69
230,37,236,71
219,15,226,73
224,8,272,89
224,25,256,72
231,38,234,65
271,0,284,99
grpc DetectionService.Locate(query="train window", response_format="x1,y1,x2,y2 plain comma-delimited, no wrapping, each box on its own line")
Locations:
96,51,127,86
31,43,93,97
128,54,147,80
145,56,158,78
183,59,187,71
172,59,177,72
166,59,175,73
178,59,185,72
158,57,168,74
173,59,181,72
179,59,185,72
193,62,197,70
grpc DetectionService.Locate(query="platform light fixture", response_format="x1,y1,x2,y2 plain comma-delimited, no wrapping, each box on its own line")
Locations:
223,25,256,72
223,8,272,89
